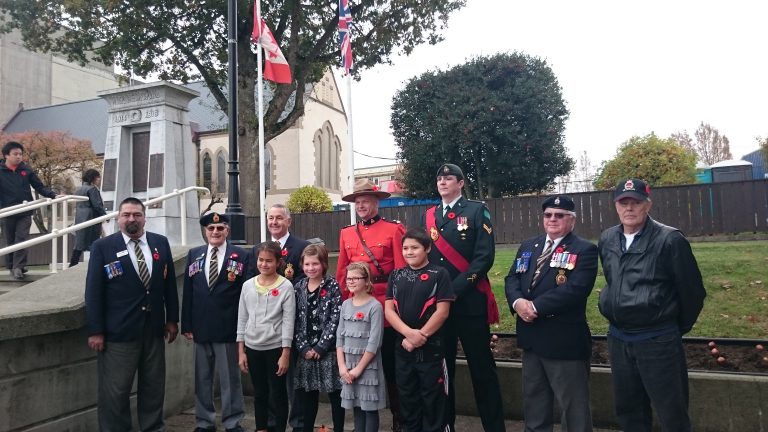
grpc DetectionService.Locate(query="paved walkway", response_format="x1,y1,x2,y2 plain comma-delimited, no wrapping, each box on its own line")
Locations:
166,397,620,431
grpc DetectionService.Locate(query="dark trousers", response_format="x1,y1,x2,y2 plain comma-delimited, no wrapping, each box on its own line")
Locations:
382,326,402,423
444,314,506,432
97,321,166,432
246,347,289,432
395,351,448,432
608,331,691,432
521,350,592,432
353,407,379,432
301,389,344,432
2,214,31,270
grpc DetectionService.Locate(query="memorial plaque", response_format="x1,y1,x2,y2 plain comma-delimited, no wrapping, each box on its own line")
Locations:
132,131,150,192
148,153,164,188
102,159,117,191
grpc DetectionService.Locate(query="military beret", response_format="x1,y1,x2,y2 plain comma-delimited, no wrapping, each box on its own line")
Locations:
614,178,651,202
199,212,230,226
436,163,464,180
541,195,575,212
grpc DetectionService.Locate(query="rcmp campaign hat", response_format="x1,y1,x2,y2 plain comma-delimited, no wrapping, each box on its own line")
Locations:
541,195,575,212
614,178,651,202
199,212,230,226
436,163,464,180
342,178,391,202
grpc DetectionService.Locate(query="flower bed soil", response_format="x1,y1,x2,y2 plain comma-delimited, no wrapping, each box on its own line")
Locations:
466,336,768,374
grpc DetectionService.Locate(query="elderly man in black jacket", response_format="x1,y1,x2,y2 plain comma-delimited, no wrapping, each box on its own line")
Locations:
598,178,706,432
505,195,598,432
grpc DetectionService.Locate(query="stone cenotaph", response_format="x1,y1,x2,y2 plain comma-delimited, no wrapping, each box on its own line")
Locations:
98,81,201,245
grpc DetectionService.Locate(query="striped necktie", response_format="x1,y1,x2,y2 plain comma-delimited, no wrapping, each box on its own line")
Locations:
132,239,151,289
531,239,553,288
208,247,219,289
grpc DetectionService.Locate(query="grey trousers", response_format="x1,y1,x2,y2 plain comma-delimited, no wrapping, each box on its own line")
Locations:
521,350,593,432
194,342,245,429
2,214,31,270
97,323,166,432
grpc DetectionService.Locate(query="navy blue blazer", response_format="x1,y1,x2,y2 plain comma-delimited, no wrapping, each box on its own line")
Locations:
85,231,179,342
181,243,252,343
251,233,310,282
504,232,598,360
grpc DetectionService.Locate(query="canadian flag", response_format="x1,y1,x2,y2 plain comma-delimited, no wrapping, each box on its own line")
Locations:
252,6,292,84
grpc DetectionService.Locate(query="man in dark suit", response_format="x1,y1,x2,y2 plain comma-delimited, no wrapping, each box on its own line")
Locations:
504,195,598,432
250,203,310,432
253,204,310,282
182,212,251,432
85,197,179,432
421,163,505,432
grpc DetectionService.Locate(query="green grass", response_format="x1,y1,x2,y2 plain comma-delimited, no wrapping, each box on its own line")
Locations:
488,241,768,339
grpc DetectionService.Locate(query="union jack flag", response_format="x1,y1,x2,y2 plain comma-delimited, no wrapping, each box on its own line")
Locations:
338,0,353,75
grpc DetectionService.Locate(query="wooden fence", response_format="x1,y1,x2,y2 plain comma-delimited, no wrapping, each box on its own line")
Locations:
16,180,768,264
274,180,768,251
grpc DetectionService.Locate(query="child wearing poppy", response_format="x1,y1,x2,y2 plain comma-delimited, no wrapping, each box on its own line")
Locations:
237,241,296,432
385,227,455,432
292,244,345,432
336,262,386,432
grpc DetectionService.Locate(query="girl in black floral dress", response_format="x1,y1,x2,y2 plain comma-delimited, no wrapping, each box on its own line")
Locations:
293,244,344,432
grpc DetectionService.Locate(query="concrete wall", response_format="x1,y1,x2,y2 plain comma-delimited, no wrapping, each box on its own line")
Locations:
455,361,768,432
0,247,195,432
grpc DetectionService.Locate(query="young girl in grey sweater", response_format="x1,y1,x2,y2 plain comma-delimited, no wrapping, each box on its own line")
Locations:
237,241,296,432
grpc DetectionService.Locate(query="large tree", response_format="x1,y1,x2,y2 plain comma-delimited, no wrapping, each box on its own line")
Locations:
593,133,697,189
0,0,465,215
671,122,732,165
391,52,572,199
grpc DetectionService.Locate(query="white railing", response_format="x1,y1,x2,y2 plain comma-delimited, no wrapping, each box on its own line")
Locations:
0,186,209,273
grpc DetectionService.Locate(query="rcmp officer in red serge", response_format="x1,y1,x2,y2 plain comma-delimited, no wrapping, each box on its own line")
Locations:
336,178,406,430
504,195,598,432
182,212,251,432
422,163,505,432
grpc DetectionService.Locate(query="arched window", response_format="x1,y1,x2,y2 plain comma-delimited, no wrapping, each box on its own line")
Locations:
202,153,212,192
314,122,341,189
264,146,273,190
216,151,227,193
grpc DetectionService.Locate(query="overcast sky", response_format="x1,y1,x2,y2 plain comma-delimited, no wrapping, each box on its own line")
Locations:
336,0,768,170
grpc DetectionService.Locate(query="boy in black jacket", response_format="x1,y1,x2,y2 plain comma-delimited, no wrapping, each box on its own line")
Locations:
385,227,455,432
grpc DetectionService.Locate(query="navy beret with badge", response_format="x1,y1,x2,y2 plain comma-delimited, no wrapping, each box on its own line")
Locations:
436,163,464,180
200,212,230,226
614,178,651,202
541,195,575,212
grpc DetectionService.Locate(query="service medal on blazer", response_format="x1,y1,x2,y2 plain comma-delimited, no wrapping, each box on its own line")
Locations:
555,269,567,285
457,216,469,232
430,226,440,241
284,263,295,280
515,252,532,273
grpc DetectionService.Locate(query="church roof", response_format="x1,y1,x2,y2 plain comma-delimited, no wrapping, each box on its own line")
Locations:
1,79,315,154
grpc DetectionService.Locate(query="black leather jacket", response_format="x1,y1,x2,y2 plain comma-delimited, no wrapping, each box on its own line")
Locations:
598,217,706,335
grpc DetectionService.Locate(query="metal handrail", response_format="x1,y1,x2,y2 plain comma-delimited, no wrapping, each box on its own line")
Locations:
0,198,49,217
0,186,210,273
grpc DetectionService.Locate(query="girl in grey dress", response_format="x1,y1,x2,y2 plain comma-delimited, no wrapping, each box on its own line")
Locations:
336,262,386,432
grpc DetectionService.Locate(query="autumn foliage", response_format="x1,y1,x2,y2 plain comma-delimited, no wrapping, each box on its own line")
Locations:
593,133,697,189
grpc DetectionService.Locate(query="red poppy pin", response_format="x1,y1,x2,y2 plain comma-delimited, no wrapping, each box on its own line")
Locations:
447,212,456,220
271,289,280,296
420,273,429,281
152,248,160,260
555,246,564,253
281,249,288,257
645,184,651,195
320,289,327,297
20,170,27,177
230,252,239,260
372,184,379,191
356,312,364,320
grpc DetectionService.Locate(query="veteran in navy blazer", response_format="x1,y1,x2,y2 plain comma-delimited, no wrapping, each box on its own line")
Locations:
182,212,251,432
505,195,598,432
85,197,179,432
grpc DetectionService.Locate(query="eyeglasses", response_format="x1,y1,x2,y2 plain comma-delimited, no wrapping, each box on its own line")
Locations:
543,212,569,219
346,276,366,282
206,225,227,232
